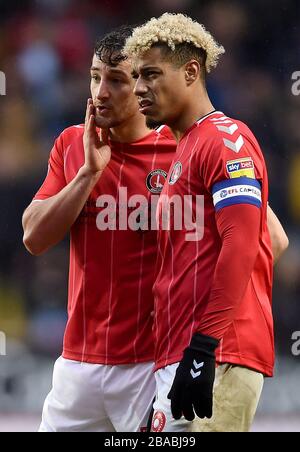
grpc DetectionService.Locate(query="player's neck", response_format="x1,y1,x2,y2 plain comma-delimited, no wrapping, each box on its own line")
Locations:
170,91,215,142
110,112,151,144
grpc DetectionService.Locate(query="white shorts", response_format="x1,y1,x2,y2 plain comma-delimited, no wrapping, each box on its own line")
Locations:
39,356,156,432
151,363,264,432
151,363,190,433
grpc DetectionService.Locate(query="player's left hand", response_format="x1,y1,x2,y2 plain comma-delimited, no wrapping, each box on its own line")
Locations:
167,333,219,421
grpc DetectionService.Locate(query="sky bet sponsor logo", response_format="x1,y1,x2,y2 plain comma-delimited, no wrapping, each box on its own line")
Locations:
227,160,253,172
226,158,255,179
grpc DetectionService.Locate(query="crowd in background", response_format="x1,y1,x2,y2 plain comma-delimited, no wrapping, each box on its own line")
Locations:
0,0,299,368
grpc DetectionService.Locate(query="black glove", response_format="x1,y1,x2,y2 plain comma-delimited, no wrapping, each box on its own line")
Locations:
167,333,219,421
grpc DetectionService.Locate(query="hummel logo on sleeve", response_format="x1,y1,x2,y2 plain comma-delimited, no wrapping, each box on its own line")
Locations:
210,115,245,153
223,135,245,153
216,124,238,135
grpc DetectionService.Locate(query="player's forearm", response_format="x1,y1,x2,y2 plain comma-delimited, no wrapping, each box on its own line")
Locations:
198,204,261,340
23,166,102,255
267,205,289,264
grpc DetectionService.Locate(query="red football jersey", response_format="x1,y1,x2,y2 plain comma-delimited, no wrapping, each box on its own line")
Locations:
154,111,274,376
33,124,175,365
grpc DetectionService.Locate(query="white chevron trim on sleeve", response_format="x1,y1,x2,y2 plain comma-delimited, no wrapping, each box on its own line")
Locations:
211,116,228,121
212,120,233,125
223,135,245,153
216,124,238,135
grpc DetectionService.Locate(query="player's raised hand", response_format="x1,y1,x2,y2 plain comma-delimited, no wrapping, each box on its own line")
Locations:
83,99,111,175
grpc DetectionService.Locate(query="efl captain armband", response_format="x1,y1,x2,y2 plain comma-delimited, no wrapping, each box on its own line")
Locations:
212,176,262,212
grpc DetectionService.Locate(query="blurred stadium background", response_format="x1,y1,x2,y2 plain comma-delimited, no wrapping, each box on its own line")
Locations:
0,0,299,432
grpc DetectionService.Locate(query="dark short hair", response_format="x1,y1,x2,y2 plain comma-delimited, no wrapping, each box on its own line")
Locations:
94,25,134,66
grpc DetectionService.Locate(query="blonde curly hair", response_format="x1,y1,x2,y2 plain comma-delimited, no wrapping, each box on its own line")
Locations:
124,13,225,73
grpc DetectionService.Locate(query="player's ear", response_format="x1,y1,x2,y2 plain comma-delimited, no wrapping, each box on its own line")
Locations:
184,60,201,86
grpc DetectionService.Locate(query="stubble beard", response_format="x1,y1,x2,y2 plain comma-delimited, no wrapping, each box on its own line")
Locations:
146,116,164,130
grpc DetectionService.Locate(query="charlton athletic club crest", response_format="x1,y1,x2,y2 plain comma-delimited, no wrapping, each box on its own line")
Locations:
151,411,166,432
169,161,182,185
146,169,167,194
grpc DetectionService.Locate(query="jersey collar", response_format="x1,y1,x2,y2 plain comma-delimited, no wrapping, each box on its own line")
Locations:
180,110,224,142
